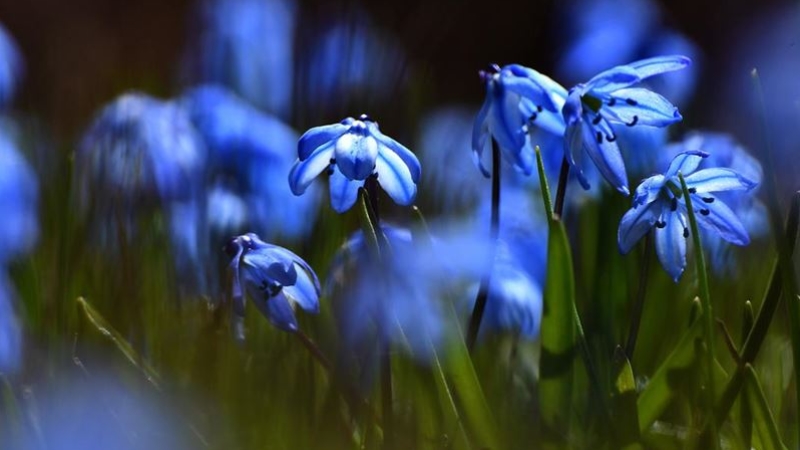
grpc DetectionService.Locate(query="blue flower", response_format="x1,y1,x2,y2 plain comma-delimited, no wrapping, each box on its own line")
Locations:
618,151,758,281
0,271,21,374
563,55,690,195
183,0,297,117
0,130,38,264
0,22,23,108
226,233,320,333
472,64,567,176
182,85,319,240
289,115,421,213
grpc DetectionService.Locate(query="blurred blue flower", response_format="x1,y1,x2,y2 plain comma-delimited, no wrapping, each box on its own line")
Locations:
76,93,207,212
0,22,23,108
563,55,690,194
473,64,567,176
0,131,38,264
555,0,700,105
182,85,319,240
300,13,407,110
661,131,768,274
483,248,543,340
618,151,758,281
226,233,320,333
290,115,421,213
184,0,297,117
0,271,21,374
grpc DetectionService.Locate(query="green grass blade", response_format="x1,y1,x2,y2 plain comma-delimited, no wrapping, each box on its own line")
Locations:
744,364,788,450
534,146,553,220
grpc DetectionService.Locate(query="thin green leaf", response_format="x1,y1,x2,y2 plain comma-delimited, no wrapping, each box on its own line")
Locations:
744,364,787,450
534,146,553,220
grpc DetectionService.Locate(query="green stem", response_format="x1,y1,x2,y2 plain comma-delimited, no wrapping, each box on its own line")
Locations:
553,157,570,219
678,172,719,450
466,138,501,352
625,232,651,360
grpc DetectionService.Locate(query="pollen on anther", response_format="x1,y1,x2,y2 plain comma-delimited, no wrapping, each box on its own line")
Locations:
595,132,603,144
702,197,714,203
625,98,638,106
626,115,639,127
608,98,617,107
592,115,602,125
700,208,710,216
683,228,689,238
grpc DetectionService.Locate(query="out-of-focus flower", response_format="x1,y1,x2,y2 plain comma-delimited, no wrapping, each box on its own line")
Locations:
76,93,207,215
0,271,21,375
0,22,23,108
563,55,690,194
182,85,319,240
661,131,767,274
472,64,567,176
484,249,543,340
0,131,38,263
618,151,758,281
184,0,297,117
226,233,320,333
299,12,407,110
289,115,421,213
555,0,700,105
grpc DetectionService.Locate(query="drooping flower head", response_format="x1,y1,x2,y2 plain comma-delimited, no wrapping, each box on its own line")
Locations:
226,233,320,333
0,22,23,109
183,0,297,117
472,64,567,177
0,130,38,264
618,151,758,281
563,55,690,195
289,114,421,213
182,85,319,240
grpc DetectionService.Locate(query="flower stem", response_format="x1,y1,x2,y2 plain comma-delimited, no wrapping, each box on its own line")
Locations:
295,329,332,372
466,138,501,352
625,231,652,360
678,172,719,450
553,156,570,219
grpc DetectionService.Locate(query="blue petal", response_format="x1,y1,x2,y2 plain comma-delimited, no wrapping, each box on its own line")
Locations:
486,263,543,339
282,262,320,313
693,194,750,245
655,210,687,282
665,150,708,179
684,168,758,193
329,167,361,213
298,121,350,160
601,88,682,127
564,120,592,190
488,82,526,155
242,251,298,287
579,117,629,194
585,65,641,95
471,90,492,178
375,149,416,206
521,98,566,136
288,142,335,195
256,291,298,332
500,65,560,112
334,132,379,180
627,55,692,80
618,201,659,254
633,174,666,206
369,122,421,182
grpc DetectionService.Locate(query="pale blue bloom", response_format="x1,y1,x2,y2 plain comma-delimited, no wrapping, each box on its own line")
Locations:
618,151,758,281
0,271,21,374
183,85,319,240
289,115,421,213
0,22,22,108
0,131,38,263
472,64,567,176
563,55,690,194
226,233,320,333
184,0,297,117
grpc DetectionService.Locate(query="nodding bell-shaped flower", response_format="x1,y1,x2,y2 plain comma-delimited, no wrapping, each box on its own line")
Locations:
617,151,757,281
225,233,320,333
563,55,690,195
472,64,567,177
289,114,421,213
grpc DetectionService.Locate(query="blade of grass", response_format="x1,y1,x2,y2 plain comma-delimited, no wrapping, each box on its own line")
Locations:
744,364,788,450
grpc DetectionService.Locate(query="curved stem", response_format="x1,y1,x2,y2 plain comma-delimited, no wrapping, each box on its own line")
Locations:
466,138,501,352
553,157,570,219
295,329,332,372
625,232,652,360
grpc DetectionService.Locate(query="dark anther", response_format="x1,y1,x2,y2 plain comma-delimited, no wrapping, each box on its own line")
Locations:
595,132,603,144
702,197,715,203
688,187,697,194
683,228,690,238
626,115,639,127
537,105,543,113
700,208,710,216
329,158,336,164
608,98,617,107
656,220,667,229
670,197,678,212
326,167,334,176
529,112,538,122
625,98,638,106
373,172,379,179
606,133,617,142
592,115,602,125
